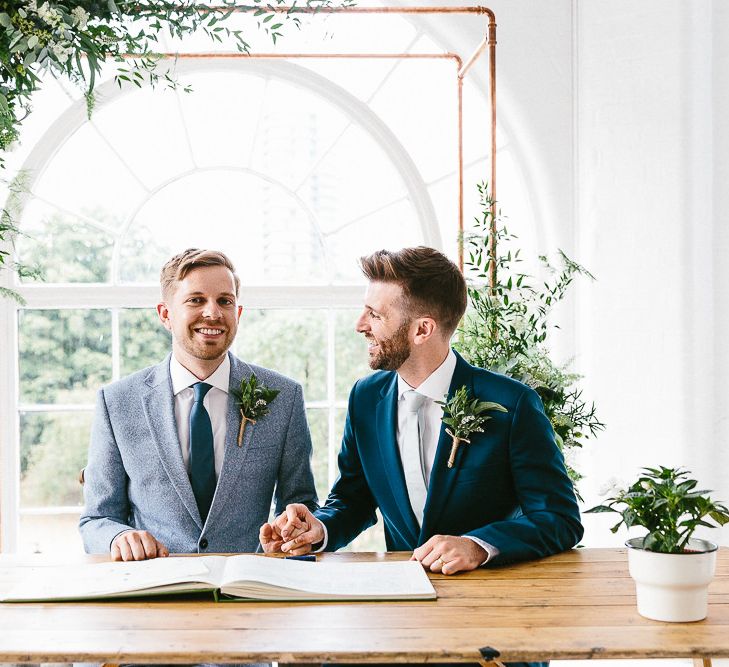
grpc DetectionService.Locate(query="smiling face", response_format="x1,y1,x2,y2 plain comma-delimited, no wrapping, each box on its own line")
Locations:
157,264,242,377
355,281,413,371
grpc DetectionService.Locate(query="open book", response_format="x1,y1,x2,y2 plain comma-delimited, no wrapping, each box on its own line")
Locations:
0,554,436,602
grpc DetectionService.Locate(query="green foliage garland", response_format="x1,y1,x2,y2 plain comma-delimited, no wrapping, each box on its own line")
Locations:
455,183,604,491
0,0,339,153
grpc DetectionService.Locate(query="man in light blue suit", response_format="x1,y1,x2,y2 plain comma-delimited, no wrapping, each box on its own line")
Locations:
261,246,581,667
80,248,317,561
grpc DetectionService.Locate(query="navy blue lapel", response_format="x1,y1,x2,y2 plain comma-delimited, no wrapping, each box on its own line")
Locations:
375,373,421,543
420,350,474,541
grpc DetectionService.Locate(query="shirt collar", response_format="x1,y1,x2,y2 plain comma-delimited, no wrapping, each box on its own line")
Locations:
397,349,457,402
170,354,231,396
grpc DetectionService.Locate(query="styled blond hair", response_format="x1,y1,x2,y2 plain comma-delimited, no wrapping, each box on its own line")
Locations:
160,248,240,299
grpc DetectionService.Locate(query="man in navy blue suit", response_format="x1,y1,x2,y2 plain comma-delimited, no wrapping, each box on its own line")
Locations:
260,246,582,577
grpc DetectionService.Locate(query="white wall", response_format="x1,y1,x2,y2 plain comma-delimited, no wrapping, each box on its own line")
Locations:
404,0,729,546
575,0,729,546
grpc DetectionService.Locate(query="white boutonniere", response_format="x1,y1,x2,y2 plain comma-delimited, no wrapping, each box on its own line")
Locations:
230,374,279,446
437,386,507,468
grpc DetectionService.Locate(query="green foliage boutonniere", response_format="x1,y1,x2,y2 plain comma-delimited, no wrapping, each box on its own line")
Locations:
230,374,279,447
437,386,507,468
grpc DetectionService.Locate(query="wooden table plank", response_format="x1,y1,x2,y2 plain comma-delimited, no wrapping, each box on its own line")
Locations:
1,548,728,664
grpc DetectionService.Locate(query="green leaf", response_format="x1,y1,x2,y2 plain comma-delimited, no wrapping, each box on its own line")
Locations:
584,505,614,514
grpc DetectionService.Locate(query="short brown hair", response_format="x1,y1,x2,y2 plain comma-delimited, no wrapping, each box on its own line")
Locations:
160,249,240,299
359,246,467,335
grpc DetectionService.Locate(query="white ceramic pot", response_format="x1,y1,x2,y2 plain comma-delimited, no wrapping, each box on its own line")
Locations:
626,537,718,622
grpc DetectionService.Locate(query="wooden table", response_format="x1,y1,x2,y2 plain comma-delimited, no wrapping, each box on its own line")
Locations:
1,548,728,664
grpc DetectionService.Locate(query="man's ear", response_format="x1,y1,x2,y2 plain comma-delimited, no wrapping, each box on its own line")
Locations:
157,302,172,331
412,317,438,346
237,305,243,322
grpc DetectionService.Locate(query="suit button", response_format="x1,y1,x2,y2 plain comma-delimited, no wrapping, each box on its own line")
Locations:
199,538,208,550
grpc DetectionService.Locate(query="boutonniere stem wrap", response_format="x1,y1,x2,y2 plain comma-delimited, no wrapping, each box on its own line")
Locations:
231,374,280,446
437,386,507,468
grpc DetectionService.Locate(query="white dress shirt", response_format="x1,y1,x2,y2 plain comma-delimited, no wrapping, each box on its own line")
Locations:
170,354,230,478
397,349,496,562
396,350,457,487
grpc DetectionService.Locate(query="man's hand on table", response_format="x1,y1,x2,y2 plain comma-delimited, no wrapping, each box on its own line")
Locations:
111,530,169,561
259,503,325,555
412,534,487,575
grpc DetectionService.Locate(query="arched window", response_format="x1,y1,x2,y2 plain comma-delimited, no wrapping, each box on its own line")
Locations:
0,9,532,553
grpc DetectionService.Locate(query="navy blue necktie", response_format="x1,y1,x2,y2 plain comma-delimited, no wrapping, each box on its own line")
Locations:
189,382,215,523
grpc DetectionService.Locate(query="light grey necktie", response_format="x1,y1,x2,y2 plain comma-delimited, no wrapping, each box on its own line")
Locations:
401,390,428,526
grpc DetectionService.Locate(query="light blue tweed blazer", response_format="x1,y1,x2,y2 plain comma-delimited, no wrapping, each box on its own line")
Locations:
79,352,318,554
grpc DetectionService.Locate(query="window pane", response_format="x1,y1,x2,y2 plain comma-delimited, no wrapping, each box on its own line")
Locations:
16,203,114,283
19,513,84,555
345,510,386,553
120,170,328,286
31,121,147,221
20,411,91,508
326,200,423,282
19,309,112,404
91,85,194,190
306,407,328,503
234,310,326,402
120,309,172,376
335,310,372,399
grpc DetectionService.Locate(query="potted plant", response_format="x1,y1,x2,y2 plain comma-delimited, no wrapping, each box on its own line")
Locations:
587,466,729,622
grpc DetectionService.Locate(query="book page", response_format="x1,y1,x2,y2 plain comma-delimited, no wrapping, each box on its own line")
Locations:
219,556,436,600
0,555,227,602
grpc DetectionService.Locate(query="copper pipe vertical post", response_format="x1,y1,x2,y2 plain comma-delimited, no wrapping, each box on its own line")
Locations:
457,59,465,271
487,10,498,293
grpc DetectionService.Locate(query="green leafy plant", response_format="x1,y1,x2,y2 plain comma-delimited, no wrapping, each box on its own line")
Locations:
586,466,729,553
455,183,604,491
438,385,507,468
231,373,279,445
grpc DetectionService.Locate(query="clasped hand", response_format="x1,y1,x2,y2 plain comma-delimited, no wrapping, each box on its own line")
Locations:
259,503,325,555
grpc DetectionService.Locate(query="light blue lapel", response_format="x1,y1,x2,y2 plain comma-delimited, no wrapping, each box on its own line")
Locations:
206,353,254,524
141,355,202,529
420,350,474,540
375,373,421,543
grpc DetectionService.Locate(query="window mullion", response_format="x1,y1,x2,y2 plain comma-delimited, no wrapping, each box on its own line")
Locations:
326,309,337,489
0,302,20,553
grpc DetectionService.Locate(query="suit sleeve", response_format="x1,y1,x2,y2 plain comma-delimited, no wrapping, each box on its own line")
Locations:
465,387,584,564
273,382,318,514
78,388,135,553
313,381,378,551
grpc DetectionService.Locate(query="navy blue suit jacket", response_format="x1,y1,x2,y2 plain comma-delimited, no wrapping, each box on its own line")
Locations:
315,350,583,564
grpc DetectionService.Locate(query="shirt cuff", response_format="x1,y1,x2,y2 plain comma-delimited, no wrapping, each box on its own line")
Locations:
312,521,328,553
465,535,499,565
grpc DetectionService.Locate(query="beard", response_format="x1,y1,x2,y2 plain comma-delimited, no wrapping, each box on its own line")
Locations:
178,321,236,361
368,320,412,371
